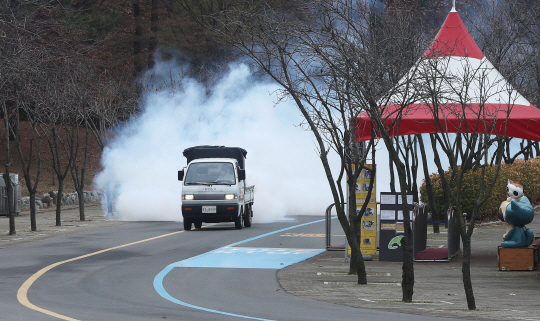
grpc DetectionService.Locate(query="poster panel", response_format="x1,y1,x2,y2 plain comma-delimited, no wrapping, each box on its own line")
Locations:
379,192,414,262
348,164,377,255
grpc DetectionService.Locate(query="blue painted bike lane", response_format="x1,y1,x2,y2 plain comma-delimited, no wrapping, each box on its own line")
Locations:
153,218,326,320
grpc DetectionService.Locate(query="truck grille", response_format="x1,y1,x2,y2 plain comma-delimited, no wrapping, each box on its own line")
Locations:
192,194,227,200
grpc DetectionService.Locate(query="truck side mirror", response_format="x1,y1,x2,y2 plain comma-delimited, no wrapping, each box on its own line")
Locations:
238,169,246,181
178,170,184,181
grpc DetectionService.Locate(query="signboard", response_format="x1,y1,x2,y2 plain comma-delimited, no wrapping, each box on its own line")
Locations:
379,192,414,262
348,164,377,255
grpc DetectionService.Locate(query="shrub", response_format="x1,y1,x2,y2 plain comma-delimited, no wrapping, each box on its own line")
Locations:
420,157,540,222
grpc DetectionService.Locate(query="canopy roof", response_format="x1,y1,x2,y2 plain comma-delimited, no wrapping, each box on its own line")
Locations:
183,146,247,169
355,9,540,142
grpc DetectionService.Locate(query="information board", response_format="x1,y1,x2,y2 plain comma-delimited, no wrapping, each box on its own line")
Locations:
348,164,377,255
379,192,414,262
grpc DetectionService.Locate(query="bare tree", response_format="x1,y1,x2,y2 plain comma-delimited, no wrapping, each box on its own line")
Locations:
11,76,48,232
182,1,433,303
357,2,538,308
0,14,16,236
87,71,139,216
0,1,103,230
148,0,159,68
0,1,39,235
41,63,77,227
418,134,446,233
403,36,521,309
67,62,97,222
428,134,505,311
1,102,16,235
467,0,540,163
13,27,53,231
133,0,144,75
184,0,379,284
315,1,432,302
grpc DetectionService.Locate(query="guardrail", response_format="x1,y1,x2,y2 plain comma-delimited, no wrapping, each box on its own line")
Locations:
412,203,427,259
447,207,461,260
413,204,461,261
325,203,345,251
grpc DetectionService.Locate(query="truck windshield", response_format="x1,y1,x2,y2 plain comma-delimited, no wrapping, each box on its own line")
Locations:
185,162,236,185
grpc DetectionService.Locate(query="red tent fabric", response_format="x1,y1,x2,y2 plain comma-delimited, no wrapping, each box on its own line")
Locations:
355,9,540,142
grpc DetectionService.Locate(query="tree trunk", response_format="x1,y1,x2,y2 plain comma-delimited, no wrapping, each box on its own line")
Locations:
348,217,367,284
381,136,415,303
418,135,440,233
400,193,414,302
349,224,359,274
3,170,16,235
346,159,373,285
389,152,396,193
72,122,89,222
397,167,414,302
461,235,476,310
55,180,64,226
3,104,16,235
133,0,143,75
148,0,158,68
352,246,368,284
29,192,36,231
22,170,39,231
356,257,367,284
401,231,414,302
13,102,43,232
78,191,85,221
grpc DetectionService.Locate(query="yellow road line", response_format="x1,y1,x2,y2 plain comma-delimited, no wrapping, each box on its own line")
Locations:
17,230,185,321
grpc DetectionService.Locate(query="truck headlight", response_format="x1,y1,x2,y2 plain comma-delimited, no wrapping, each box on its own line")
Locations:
224,194,237,200
182,194,194,200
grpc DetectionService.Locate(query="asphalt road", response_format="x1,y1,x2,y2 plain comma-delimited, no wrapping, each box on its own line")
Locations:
0,216,465,321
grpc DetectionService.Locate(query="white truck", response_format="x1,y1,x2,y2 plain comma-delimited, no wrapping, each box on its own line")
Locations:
178,146,254,230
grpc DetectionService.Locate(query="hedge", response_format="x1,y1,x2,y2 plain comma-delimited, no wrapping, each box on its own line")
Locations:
420,157,540,222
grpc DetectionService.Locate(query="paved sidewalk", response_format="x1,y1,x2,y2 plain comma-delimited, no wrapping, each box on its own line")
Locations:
0,203,122,248
278,209,540,321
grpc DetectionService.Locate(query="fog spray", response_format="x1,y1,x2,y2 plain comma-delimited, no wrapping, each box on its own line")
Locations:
94,61,335,222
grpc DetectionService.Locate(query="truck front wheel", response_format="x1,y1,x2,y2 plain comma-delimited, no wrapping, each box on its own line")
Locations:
184,220,192,231
235,207,244,229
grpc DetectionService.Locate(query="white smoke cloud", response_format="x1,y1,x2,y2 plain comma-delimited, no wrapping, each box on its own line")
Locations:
94,61,336,222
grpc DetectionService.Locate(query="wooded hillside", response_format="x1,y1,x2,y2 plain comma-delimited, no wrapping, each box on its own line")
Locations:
2,0,540,197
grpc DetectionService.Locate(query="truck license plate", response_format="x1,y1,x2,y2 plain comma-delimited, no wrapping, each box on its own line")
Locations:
202,206,216,214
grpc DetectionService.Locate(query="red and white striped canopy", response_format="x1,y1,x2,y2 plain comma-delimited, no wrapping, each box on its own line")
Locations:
355,9,540,142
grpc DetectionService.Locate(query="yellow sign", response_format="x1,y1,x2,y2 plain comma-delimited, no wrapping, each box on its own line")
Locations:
348,164,377,255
